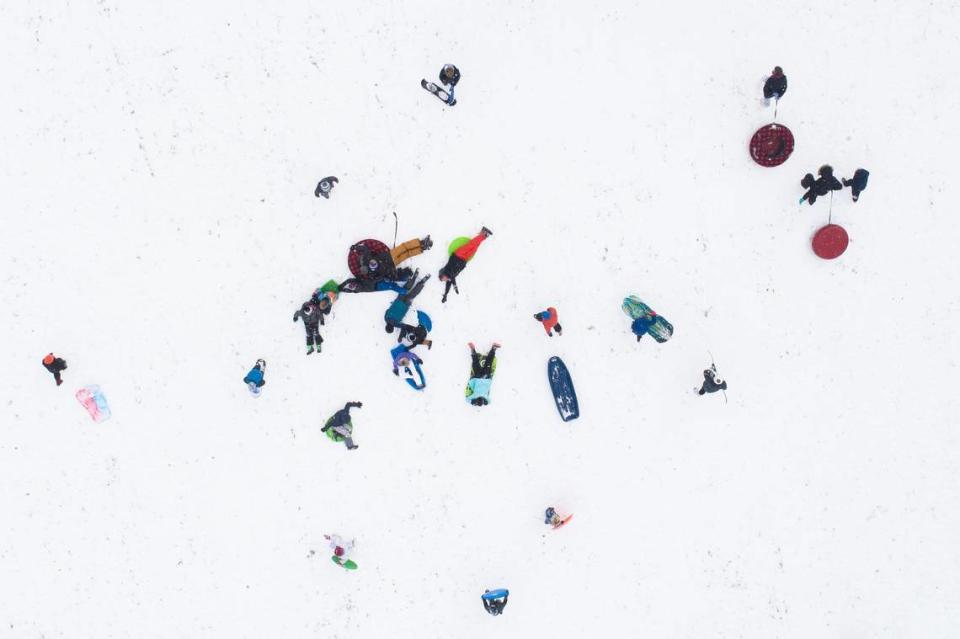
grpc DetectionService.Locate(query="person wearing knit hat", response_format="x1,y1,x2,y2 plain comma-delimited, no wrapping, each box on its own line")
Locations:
42,353,67,386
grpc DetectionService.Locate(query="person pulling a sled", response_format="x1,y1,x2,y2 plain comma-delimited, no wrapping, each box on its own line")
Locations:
42,353,67,386
763,66,787,105
697,364,728,396
800,165,843,205
465,342,499,406
439,64,460,105
631,312,658,341
321,401,362,450
439,227,492,303
533,307,562,336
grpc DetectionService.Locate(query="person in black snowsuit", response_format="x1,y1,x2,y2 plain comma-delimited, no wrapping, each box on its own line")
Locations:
842,168,870,202
481,590,508,616
397,323,432,349
698,365,727,396
293,297,331,354
763,66,787,102
440,64,460,104
800,165,843,205
42,353,67,386
321,401,362,450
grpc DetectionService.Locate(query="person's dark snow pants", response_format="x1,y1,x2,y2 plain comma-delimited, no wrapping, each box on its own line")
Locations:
471,347,496,379
304,324,322,348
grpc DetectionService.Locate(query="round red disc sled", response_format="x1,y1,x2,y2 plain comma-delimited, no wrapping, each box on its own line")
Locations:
812,224,849,259
749,124,794,167
347,238,390,278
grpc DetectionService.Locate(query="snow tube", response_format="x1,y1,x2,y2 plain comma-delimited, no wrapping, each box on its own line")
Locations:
447,236,476,260
482,589,509,600
812,224,849,259
347,239,390,278
749,124,794,167
416,310,432,332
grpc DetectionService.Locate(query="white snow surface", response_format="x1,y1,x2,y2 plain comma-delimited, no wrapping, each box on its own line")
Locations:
2,2,960,638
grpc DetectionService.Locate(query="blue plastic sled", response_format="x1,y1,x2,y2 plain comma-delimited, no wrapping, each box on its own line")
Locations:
403,359,426,391
482,589,509,600
416,310,432,332
548,356,579,422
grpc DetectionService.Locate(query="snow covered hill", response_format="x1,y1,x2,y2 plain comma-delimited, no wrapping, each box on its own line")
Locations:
2,1,959,637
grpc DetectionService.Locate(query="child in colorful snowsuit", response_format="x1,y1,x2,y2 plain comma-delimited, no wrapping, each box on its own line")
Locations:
440,64,460,105
385,272,431,333
533,307,562,336
698,365,728,395
800,165,843,205
439,227,492,303
481,590,509,616
293,296,331,354
42,353,67,386
243,360,266,392
842,168,870,202
321,401,362,450
465,342,499,406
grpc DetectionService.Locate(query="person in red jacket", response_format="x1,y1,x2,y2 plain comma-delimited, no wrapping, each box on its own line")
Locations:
439,227,492,302
533,307,562,336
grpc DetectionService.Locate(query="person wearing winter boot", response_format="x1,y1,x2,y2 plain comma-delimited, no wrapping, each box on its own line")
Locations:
439,227,492,303
533,307,562,336
325,534,355,562
42,353,67,386
321,401,362,450
390,235,433,266
481,589,509,616
465,342,499,406
800,164,843,205
440,64,460,105
698,364,728,396
397,322,432,350
293,296,331,355
763,66,787,104
842,168,870,202
385,271,431,333
243,359,266,394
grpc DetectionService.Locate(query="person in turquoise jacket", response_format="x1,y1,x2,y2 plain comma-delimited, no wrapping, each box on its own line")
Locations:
465,342,499,406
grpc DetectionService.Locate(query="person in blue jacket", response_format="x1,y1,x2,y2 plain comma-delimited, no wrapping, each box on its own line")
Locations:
391,345,425,390
842,168,869,202
465,342,499,406
439,64,460,105
631,313,658,341
243,359,266,394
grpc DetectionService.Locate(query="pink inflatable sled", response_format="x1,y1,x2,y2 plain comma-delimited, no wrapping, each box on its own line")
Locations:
75,385,111,423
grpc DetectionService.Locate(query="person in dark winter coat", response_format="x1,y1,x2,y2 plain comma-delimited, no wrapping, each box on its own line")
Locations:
353,237,431,283
842,168,870,202
243,359,266,393
763,66,787,103
440,64,460,104
800,165,843,205
293,296,332,354
439,227,492,303
481,589,509,616
698,365,728,395
42,353,67,386
631,314,657,341
397,323,432,350
533,307,562,336
321,401,362,450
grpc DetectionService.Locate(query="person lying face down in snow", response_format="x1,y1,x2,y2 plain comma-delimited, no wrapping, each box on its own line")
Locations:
439,227,492,303
353,236,433,282
800,164,843,205
465,342,500,407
